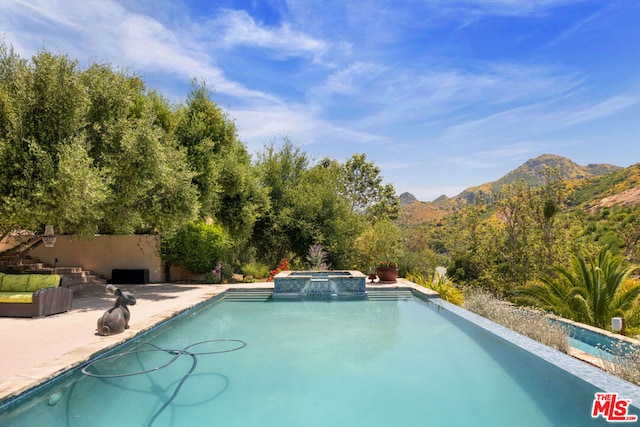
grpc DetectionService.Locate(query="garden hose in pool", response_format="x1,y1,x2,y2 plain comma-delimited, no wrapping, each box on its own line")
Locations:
80,339,247,427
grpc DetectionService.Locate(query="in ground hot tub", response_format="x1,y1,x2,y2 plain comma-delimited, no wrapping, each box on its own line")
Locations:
273,270,366,299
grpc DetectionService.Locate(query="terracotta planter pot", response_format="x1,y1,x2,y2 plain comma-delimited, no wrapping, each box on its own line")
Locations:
376,266,398,283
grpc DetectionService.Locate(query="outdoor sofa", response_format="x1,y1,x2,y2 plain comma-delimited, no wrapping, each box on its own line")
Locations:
0,272,72,317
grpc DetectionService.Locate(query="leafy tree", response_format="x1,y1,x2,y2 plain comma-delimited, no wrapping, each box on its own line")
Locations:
0,44,200,240
214,138,267,258
493,181,535,290
252,139,308,266
528,166,566,272
173,81,266,266
80,62,146,164
293,161,363,269
252,140,363,269
0,44,89,236
339,153,399,221
174,81,240,218
517,248,640,329
620,210,640,263
50,136,107,237
97,110,199,234
355,219,402,273
483,171,568,292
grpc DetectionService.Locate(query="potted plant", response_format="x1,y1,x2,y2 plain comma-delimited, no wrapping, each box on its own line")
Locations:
359,220,402,283
376,260,399,282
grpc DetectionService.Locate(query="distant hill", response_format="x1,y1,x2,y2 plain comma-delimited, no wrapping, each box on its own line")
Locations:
400,154,629,225
571,163,640,209
457,154,620,204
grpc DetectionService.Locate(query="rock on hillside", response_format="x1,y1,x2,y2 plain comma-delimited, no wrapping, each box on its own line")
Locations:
399,192,418,205
587,187,640,212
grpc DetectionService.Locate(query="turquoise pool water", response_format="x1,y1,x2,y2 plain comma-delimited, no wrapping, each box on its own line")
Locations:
0,295,637,426
562,322,639,362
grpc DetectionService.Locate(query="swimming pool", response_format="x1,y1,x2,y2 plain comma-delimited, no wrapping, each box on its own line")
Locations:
559,321,640,361
1,291,638,426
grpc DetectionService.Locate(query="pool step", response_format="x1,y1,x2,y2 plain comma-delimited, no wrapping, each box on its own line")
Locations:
366,290,414,300
222,289,416,301
223,289,273,301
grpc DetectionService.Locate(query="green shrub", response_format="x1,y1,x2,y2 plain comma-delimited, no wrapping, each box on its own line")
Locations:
242,262,270,281
407,272,464,306
162,221,231,274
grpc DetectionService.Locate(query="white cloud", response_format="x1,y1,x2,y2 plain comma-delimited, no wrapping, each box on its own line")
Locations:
214,9,327,59
229,103,386,153
0,0,280,102
558,96,638,127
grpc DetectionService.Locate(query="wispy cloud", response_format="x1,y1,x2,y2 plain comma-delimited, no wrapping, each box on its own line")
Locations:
0,0,280,102
432,0,590,18
440,94,638,148
323,62,387,95
229,103,386,153
323,62,584,135
213,9,327,59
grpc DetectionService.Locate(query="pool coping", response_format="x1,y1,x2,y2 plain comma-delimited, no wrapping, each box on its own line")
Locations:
1,279,639,412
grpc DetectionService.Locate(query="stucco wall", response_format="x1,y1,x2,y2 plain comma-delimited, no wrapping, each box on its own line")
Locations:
31,235,164,282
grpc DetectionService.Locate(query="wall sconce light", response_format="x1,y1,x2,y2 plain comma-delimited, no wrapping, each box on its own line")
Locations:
42,225,57,248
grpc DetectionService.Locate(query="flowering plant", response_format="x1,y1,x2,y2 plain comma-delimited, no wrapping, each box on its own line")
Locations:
307,244,332,270
267,258,290,281
205,262,223,283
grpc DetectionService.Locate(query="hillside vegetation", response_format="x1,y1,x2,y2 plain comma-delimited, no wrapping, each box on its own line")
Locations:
398,154,640,333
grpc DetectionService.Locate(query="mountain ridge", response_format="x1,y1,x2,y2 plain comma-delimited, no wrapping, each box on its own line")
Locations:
400,154,634,225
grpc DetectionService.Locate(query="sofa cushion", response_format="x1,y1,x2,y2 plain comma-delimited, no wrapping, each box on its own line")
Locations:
0,274,31,292
27,274,60,292
0,272,4,288
0,292,33,303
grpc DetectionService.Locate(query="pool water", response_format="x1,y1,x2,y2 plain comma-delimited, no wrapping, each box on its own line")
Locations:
0,296,633,426
563,323,638,362
569,337,618,361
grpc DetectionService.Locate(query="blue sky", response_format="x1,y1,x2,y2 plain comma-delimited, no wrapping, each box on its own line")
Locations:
2,0,639,200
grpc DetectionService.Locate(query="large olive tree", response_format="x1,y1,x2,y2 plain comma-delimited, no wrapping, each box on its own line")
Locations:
0,44,200,241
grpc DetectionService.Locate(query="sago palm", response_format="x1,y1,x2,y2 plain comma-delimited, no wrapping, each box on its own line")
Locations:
517,248,640,329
